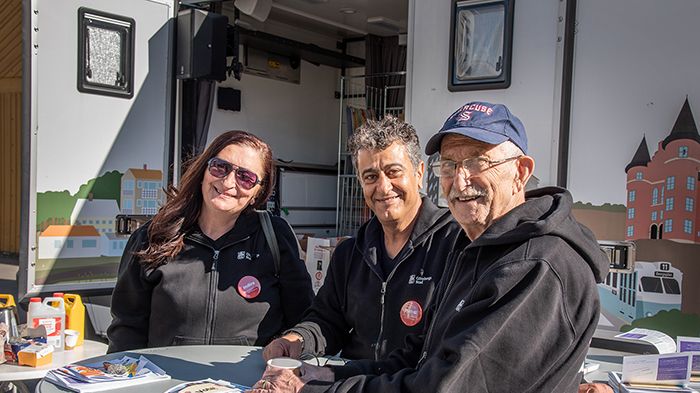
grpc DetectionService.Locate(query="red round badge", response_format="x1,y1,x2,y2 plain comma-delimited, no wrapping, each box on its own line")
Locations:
315,271,323,281
237,276,261,299
400,300,423,327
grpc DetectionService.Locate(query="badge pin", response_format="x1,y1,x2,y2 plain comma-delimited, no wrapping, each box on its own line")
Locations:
400,300,423,327
237,275,262,299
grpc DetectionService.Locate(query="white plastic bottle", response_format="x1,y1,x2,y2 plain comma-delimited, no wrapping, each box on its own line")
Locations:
27,297,65,351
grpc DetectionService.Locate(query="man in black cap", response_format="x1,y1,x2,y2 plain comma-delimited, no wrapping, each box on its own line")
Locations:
250,102,609,393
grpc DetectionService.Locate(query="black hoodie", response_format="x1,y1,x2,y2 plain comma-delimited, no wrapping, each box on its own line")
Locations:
289,197,462,361
302,187,609,393
107,210,313,353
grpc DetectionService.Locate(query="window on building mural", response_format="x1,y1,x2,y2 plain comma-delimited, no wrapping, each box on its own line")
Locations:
629,190,636,202
686,197,694,212
666,197,674,211
628,208,635,219
627,225,634,237
652,188,659,205
636,172,643,180
664,219,673,232
688,176,696,191
684,219,693,234
82,239,97,248
667,176,675,190
651,211,658,221
679,146,688,158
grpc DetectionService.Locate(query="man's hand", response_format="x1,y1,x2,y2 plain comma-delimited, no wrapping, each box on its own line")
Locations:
299,363,334,383
247,366,304,393
247,363,335,393
263,333,304,361
578,383,613,393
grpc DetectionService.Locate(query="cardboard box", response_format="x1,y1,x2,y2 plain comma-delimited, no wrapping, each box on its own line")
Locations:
18,343,53,367
303,236,350,294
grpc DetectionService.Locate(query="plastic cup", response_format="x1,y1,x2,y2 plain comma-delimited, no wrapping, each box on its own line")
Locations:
64,329,79,349
266,357,302,376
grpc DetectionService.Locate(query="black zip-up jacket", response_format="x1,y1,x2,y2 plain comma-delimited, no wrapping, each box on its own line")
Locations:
107,210,314,353
302,187,610,393
289,197,462,360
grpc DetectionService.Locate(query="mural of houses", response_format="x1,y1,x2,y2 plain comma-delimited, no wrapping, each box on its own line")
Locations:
120,165,164,215
101,232,130,257
38,225,101,259
625,98,700,243
70,196,119,234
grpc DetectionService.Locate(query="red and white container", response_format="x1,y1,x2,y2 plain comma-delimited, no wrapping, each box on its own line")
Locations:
27,297,65,352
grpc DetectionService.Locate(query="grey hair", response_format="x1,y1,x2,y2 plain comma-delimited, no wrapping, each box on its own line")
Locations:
498,140,524,157
347,115,422,172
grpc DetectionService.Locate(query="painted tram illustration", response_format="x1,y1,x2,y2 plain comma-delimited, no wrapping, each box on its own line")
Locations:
599,261,682,324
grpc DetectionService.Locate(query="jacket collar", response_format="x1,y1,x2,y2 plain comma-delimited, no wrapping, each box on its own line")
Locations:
356,196,452,268
186,209,261,246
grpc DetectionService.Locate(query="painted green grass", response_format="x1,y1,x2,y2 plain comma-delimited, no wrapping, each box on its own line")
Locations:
620,309,700,338
35,256,121,285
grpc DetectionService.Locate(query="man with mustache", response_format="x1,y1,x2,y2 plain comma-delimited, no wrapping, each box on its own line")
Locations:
250,102,609,393
263,115,461,362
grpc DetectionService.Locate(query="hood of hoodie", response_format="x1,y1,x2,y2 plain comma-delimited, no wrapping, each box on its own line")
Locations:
355,196,455,267
469,186,609,283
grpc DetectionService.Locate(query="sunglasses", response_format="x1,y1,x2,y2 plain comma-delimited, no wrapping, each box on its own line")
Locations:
207,157,262,190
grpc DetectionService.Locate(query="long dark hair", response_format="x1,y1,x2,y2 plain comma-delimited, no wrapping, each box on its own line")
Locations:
137,130,275,268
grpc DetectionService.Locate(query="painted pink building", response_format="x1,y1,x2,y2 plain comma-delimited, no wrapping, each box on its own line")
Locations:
625,99,700,243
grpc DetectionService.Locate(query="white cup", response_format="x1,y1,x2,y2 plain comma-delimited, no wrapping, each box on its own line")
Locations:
64,329,79,349
266,357,303,376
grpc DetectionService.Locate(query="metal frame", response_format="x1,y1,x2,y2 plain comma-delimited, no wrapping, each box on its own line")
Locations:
335,72,407,236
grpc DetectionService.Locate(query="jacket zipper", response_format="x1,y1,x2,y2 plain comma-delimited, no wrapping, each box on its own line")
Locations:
417,247,465,367
186,235,249,345
372,245,415,361
206,249,220,344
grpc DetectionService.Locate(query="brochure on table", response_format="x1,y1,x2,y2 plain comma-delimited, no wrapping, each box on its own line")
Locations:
164,378,250,393
616,328,678,354
677,336,700,382
44,355,170,392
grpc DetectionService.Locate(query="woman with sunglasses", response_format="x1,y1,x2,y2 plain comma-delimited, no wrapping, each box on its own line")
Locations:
106,131,314,353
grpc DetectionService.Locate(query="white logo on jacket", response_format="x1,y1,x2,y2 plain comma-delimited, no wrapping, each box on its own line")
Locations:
237,251,252,261
408,274,432,285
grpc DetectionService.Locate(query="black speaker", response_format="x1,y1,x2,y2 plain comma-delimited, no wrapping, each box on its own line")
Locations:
217,87,241,111
176,9,228,81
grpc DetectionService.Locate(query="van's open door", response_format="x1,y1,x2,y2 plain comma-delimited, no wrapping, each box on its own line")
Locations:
20,0,177,334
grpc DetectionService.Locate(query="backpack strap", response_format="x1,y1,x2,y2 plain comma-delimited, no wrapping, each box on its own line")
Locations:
258,210,281,278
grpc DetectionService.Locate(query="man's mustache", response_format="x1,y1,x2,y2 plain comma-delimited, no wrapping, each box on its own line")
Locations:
448,186,487,201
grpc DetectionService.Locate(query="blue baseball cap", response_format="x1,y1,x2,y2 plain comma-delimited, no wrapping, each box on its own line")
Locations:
425,101,528,155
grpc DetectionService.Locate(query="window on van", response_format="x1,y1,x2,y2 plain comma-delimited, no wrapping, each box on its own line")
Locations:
77,8,135,98
640,277,663,293
449,0,514,91
662,278,680,295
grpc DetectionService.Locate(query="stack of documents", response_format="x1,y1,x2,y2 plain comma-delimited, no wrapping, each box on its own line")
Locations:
44,355,170,392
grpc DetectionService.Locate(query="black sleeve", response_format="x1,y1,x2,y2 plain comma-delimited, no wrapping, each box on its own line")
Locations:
301,259,585,393
288,240,355,356
272,217,314,329
106,226,154,353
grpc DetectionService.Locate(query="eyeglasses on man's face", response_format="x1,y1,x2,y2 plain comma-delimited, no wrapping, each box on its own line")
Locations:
207,157,262,190
430,155,522,178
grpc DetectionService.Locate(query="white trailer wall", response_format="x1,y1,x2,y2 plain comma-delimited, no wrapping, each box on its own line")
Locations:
406,0,563,186
569,0,700,205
